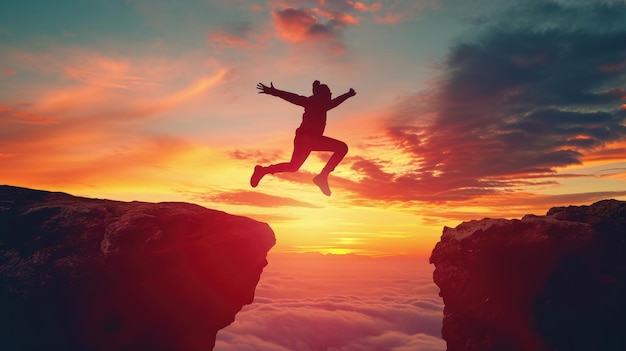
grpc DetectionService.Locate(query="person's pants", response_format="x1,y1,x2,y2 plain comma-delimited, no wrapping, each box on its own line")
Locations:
265,133,348,175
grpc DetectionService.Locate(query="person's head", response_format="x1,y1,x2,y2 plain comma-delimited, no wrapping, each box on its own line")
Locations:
313,80,331,100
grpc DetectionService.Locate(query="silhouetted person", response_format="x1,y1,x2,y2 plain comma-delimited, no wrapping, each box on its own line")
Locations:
251,80,356,196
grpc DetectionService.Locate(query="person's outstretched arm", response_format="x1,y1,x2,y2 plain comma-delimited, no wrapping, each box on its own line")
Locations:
257,82,307,107
328,88,356,110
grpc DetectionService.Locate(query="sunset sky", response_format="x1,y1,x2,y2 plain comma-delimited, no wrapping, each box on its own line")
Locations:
3,1,626,349
2,0,626,258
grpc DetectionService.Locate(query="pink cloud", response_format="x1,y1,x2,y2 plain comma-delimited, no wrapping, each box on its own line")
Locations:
272,7,334,42
313,7,359,25
209,23,272,49
267,0,367,54
353,2,383,12
266,0,433,53
372,0,439,25
3,68,15,75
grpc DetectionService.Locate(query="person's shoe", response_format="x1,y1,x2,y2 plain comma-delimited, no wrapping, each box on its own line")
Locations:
250,165,266,187
313,174,331,196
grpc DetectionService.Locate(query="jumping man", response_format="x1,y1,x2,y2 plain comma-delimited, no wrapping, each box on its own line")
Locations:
250,80,356,196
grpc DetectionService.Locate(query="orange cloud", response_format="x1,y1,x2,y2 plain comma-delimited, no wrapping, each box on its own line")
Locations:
64,66,157,91
0,103,196,190
312,8,358,25
0,104,56,125
0,49,230,193
148,69,228,114
189,190,322,208
353,2,382,12
267,0,413,55
272,8,330,42
372,0,439,24
269,0,362,43
228,148,287,165
211,31,257,48
270,6,354,55
2,49,233,126
209,24,272,49
3,68,15,75
30,65,228,122
582,141,626,163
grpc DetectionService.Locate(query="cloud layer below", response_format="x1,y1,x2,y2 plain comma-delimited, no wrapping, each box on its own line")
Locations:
215,253,444,351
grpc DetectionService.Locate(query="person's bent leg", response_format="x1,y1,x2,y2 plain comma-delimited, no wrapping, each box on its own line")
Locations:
265,143,310,174
319,138,348,176
251,138,311,187
311,136,348,196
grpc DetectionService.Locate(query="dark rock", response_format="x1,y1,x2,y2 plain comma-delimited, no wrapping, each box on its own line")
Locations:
0,185,275,351
430,199,626,351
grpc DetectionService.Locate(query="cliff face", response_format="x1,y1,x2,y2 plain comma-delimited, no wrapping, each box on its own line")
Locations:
430,199,626,351
0,185,275,351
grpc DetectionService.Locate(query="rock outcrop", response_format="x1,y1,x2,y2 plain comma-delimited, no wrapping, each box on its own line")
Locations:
0,185,275,351
430,199,626,351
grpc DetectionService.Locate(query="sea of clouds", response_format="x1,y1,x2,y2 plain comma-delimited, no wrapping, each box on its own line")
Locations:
215,253,445,351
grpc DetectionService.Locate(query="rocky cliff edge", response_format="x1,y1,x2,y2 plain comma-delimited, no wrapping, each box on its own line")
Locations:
0,185,275,351
430,199,626,351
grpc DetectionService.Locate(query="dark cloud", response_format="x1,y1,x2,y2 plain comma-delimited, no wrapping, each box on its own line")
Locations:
336,1,626,204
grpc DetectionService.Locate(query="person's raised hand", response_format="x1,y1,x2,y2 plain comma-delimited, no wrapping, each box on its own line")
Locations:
349,88,356,96
256,82,275,94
